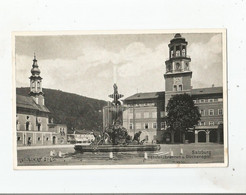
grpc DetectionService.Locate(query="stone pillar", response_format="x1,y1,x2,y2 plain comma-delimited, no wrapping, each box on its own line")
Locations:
23,132,26,145
171,131,175,144
206,130,210,143
22,132,25,145
182,132,186,143
195,130,198,143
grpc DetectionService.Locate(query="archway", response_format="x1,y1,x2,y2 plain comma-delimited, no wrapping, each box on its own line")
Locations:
209,130,217,142
198,131,206,142
52,136,56,144
163,132,171,143
186,131,195,143
174,131,181,143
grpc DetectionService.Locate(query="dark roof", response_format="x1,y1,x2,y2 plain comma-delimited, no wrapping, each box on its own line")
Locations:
191,87,223,96
124,87,223,101
124,91,165,101
16,94,50,113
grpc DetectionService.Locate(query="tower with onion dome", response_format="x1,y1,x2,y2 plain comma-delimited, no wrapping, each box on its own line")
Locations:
29,54,45,106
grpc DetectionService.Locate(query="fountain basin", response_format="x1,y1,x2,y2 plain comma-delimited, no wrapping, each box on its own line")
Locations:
74,144,161,153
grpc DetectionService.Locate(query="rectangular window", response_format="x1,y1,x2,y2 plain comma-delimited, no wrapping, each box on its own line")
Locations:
144,123,149,129
208,99,214,103
209,109,214,116
218,98,223,102
200,109,205,116
17,137,21,141
161,122,165,130
128,113,133,119
152,112,157,118
38,137,41,141
209,121,214,126
200,99,205,103
136,123,141,129
200,121,205,126
135,113,141,119
218,109,223,115
152,122,157,129
144,112,149,118
129,123,133,130
160,111,165,118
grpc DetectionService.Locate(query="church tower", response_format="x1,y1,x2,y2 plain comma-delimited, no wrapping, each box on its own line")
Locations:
164,33,192,110
29,54,45,106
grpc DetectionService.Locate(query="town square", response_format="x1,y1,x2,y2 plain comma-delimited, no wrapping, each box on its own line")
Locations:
14,30,226,168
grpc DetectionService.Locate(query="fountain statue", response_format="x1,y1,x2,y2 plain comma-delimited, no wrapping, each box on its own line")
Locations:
74,83,161,153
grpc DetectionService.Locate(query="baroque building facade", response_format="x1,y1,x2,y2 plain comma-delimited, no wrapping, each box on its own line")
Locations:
16,55,67,146
122,34,224,144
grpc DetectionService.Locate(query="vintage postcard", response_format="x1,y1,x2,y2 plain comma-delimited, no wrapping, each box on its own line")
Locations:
13,29,227,169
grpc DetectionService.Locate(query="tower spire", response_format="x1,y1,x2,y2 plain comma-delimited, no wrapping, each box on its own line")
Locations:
164,33,192,112
29,54,44,105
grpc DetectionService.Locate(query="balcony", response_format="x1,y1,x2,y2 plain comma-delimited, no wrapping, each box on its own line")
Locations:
166,68,191,73
166,54,190,61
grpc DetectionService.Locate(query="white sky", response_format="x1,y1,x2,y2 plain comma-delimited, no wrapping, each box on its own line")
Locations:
15,33,223,101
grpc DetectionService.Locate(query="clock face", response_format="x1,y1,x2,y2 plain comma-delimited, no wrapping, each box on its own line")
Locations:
173,77,182,85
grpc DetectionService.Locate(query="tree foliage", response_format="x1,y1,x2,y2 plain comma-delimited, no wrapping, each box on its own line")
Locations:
166,93,201,133
16,87,107,133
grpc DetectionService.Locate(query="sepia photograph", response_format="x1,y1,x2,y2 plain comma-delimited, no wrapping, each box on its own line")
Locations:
13,29,227,169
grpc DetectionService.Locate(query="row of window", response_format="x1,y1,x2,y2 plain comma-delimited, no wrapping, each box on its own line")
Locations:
16,122,43,131
129,112,157,119
129,111,166,119
127,103,156,107
167,63,189,73
173,84,182,91
17,136,50,142
198,121,223,126
194,98,223,104
129,122,166,130
200,109,223,116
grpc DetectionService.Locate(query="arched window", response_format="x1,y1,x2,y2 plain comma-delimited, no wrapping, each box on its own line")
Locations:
182,48,186,56
173,85,177,91
178,85,182,91
176,50,180,56
176,46,180,56
31,81,35,89
176,63,181,71
185,62,189,70
170,50,174,57
37,81,40,89
38,124,41,131
26,121,29,131
16,121,20,131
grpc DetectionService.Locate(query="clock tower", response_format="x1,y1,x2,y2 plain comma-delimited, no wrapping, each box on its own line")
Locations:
164,33,192,110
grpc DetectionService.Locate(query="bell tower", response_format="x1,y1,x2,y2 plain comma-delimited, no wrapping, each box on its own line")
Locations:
29,54,45,106
164,33,192,110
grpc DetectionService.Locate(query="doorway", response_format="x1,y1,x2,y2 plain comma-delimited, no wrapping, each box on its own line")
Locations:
198,131,206,142
52,136,56,144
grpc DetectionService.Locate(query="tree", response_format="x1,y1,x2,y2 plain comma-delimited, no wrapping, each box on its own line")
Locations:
166,93,201,143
